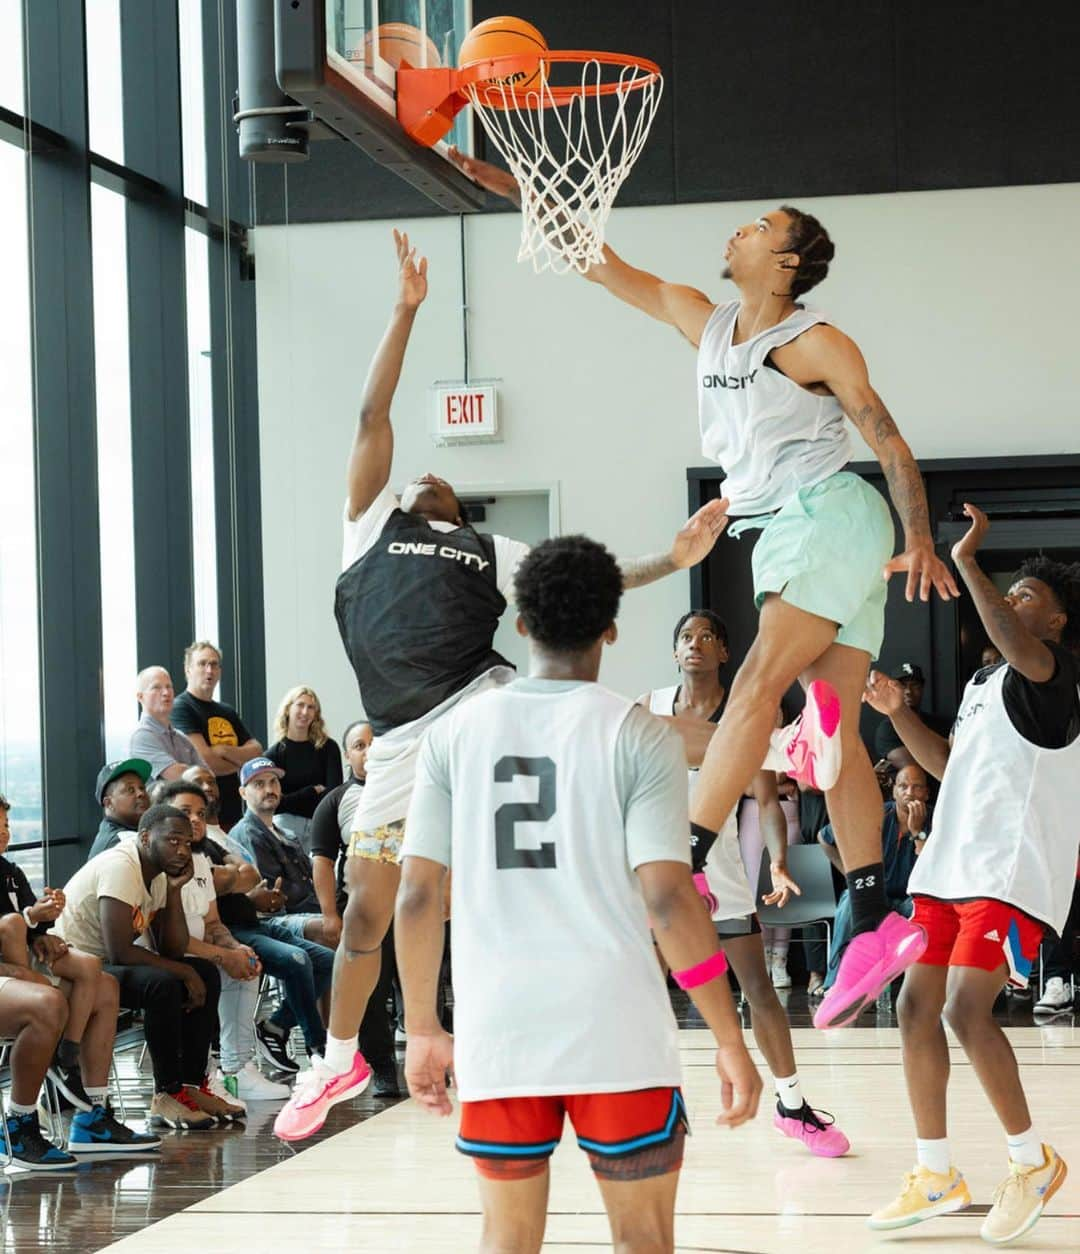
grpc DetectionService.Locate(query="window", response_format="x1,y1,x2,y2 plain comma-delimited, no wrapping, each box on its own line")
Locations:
92,183,138,761
178,0,207,205
0,0,23,114
186,227,218,644
85,0,124,163
0,144,43,867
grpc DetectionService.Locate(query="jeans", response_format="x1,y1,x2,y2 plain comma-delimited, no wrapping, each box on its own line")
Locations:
105,957,221,1094
265,912,318,944
231,922,334,1055
219,971,260,1073
824,893,913,990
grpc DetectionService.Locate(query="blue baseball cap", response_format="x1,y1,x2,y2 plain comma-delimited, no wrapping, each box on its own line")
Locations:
240,757,285,787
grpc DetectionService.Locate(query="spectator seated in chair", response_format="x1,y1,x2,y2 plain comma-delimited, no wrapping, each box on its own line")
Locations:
88,759,152,859
265,686,343,852
0,793,159,1159
52,804,234,1131
819,764,930,993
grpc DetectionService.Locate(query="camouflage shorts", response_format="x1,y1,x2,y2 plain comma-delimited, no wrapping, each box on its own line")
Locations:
347,819,405,863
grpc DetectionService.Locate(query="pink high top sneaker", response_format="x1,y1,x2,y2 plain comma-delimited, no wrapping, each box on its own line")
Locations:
766,680,842,791
813,912,928,1030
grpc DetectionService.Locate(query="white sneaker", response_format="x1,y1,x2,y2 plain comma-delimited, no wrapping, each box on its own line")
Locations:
771,960,792,989
207,1070,248,1116
228,1061,291,1102
1034,977,1073,1015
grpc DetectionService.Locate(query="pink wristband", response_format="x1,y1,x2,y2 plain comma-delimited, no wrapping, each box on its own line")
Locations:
672,950,728,990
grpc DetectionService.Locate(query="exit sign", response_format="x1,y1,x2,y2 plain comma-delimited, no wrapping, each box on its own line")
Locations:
430,380,500,445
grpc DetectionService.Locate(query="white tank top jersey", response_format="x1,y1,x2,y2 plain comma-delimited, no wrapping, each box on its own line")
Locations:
403,680,687,1101
647,687,756,921
697,301,853,515
908,663,1080,933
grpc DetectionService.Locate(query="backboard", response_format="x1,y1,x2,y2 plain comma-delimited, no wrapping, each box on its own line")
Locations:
274,0,485,212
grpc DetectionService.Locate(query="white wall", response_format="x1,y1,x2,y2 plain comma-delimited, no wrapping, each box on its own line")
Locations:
254,182,1080,741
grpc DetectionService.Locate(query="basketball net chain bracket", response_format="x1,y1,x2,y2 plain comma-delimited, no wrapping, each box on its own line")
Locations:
397,51,664,275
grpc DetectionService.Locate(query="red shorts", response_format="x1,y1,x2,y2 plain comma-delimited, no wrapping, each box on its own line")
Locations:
457,1087,687,1181
913,895,1044,988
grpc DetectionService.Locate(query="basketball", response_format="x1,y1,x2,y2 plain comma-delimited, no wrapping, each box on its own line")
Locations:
362,22,441,72
457,16,548,94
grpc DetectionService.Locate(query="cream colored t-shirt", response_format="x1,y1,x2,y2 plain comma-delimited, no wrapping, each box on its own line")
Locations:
54,841,167,959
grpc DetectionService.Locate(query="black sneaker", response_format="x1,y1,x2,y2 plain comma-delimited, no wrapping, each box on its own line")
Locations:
255,1021,299,1074
371,1061,401,1099
46,1062,94,1113
68,1104,162,1154
5,1112,77,1171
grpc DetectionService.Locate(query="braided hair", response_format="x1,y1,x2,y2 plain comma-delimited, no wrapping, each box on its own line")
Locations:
775,205,835,299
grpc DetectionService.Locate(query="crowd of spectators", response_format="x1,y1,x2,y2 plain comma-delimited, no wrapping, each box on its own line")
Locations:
0,641,399,1170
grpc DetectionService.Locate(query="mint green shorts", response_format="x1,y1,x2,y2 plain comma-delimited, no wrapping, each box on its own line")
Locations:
733,471,895,658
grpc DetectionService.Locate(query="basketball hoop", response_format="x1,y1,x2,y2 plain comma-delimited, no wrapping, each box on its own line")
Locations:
397,50,664,275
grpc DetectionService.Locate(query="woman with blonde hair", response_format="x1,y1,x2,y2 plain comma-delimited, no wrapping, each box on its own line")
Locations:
266,687,343,850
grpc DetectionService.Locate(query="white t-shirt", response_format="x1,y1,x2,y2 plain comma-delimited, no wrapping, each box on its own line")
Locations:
180,852,217,944
341,485,528,599
404,678,688,1101
54,841,167,959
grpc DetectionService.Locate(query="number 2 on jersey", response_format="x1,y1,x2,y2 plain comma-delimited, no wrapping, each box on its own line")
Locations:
494,756,557,869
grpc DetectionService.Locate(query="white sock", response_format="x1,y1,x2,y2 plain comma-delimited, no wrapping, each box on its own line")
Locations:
916,1137,951,1175
8,1099,37,1117
1007,1127,1044,1167
85,1086,109,1107
323,1032,357,1076
774,1073,803,1112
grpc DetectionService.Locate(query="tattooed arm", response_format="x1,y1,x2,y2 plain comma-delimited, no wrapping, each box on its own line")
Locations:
951,504,1056,682
796,326,959,603
619,498,731,590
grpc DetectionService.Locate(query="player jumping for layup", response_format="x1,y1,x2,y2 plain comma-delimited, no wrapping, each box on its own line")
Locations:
273,231,731,1141
451,150,959,1029
397,535,761,1254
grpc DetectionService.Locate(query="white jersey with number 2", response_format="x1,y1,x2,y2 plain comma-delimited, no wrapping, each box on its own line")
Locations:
403,677,690,1101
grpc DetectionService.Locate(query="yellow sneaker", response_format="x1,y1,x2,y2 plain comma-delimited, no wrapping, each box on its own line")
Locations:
868,1165,971,1230
980,1145,1067,1246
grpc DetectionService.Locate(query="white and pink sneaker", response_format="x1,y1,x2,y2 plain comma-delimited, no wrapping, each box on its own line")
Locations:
273,1051,371,1142
765,680,842,791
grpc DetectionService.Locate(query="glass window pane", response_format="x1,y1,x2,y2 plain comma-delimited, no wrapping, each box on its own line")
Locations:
86,0,124,162
186,228,218,644
92,184,138,761
0,144,43,862
0,0,24,114
178,0,207,205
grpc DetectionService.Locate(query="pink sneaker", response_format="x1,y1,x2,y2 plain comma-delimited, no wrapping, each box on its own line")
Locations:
813,912,927,1030
273,1051,371,1142
767,680,842,791
692,871,718,916
774,1101,851,1157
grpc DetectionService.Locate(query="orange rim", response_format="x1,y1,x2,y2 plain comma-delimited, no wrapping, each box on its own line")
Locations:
455,50,661,109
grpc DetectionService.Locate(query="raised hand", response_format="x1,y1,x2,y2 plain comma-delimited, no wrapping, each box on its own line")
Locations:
670,498,730,570
863,669,905,716
951,502,990,564
393,229,429,309
446,146,520,204
883,539,960,603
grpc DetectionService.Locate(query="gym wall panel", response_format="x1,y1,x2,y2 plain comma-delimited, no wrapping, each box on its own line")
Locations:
252,181,1080,740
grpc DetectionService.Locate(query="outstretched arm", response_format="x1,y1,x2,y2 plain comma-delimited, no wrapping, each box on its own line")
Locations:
346,230,429,520
951,503,1057,682
447,147,715,345
864,670,952,781
620,498,730,590
805,327,959,603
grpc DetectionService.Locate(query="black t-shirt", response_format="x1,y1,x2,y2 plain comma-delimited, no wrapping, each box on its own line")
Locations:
171,691,252,829
995,642,1080,749
266,739,344,819
874,708,954,760
334,509,510,735
88,816,130,860
201,835,260,928
310,775,364,897
0,855,46,937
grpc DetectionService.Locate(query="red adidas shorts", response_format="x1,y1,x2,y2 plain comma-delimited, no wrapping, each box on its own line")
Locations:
913,895,1044,988
457,1087,688,1181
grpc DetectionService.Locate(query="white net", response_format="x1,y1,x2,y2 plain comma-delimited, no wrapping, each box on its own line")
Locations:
464,58,664,275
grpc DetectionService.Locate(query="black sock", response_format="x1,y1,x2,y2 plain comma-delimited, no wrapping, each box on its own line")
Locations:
847,863,888,935
689,822,718,874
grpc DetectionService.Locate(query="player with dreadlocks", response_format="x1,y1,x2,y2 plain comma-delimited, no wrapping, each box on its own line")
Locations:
864,504,1079,1242
451,149,960,1030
